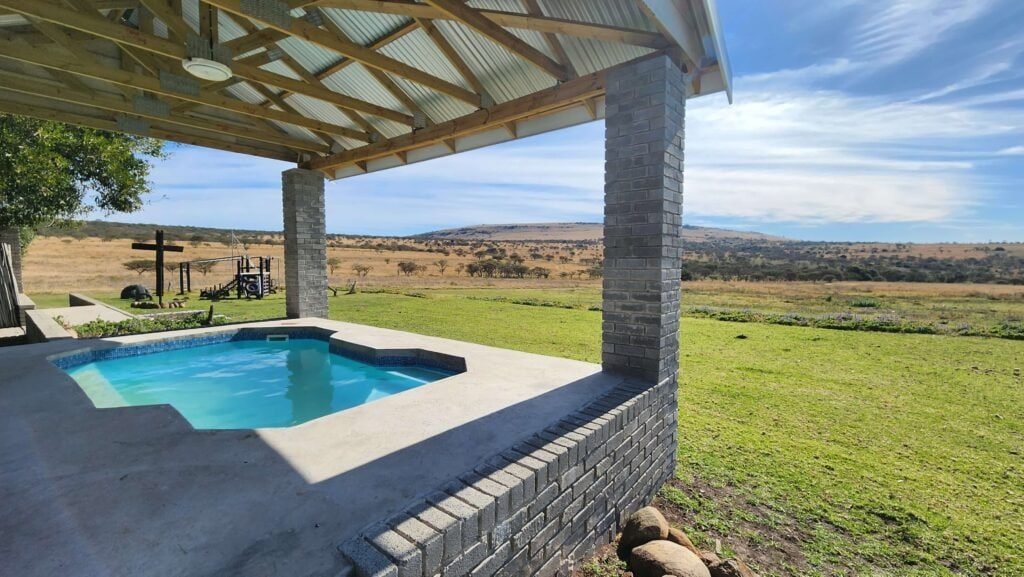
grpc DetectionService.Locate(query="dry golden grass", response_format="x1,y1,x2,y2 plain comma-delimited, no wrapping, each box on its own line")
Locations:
22,235,603,293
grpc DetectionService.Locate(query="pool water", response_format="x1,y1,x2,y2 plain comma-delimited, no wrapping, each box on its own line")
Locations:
65,339,454,429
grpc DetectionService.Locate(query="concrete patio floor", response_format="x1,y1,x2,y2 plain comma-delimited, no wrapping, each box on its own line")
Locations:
0,319,624,577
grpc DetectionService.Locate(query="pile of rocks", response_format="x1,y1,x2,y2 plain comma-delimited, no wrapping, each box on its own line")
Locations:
616,506,757,577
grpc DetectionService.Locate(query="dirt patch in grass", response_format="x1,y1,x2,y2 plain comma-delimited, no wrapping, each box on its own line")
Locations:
656,477,815,577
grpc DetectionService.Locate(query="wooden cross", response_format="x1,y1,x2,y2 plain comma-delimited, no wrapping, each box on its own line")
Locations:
132,230,184,305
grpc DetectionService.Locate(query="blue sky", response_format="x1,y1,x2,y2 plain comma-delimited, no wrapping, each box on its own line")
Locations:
120,0,1024,242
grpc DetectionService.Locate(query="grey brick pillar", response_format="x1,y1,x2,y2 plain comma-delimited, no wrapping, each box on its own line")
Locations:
602,55,686,384
282,168,328,319
0,228,23,289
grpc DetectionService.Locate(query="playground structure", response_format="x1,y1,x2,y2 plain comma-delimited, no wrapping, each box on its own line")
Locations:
179,255,276,300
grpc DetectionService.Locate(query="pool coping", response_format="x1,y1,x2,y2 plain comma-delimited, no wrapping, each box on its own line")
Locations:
0,317,631,577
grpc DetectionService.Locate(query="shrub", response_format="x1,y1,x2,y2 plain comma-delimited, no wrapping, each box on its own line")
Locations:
70,312,222,338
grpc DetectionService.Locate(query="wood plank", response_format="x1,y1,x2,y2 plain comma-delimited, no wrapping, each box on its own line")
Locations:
523,0,576,79
0,69,330,152
0,37,367,140
203,0,482,106
422,0,567,81
139,0,192,41
305,66,609,172
416,17,488,98
315,1,669,49
317,17,432,123
0,0,406,126
314,21,416,79
0,96,297,161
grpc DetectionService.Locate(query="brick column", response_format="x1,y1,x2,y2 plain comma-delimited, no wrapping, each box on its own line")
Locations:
0,228,23,289
602,55,686,385
282,168,328,319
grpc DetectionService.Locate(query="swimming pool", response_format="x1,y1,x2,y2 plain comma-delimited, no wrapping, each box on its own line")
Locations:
63,337,457,429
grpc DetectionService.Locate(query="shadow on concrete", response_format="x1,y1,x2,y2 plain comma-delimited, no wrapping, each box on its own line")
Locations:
0,341,623,577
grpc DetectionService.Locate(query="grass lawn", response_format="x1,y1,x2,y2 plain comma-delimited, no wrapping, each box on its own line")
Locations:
27,289,1024,575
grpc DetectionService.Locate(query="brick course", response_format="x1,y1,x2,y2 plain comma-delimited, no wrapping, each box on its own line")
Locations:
340,377,677,577
282,168,328,319
601,54,686,385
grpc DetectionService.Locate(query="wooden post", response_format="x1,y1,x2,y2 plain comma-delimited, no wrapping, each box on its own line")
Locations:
131,230,184,306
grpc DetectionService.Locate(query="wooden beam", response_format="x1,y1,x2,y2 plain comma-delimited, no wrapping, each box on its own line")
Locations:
0,69,330,152
316,16,432,123
315,1,669,49
314,21,416,79
138,0,192,41
202,0,482,107
0,95,296,161
523,0,576,79
305,65,609,172
0,37,369,140
223,28,288,54
416,17,488,98
422,0,566,81
0,0,408,126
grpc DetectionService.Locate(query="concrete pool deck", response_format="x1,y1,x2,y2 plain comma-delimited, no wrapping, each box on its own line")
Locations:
0,318,626,577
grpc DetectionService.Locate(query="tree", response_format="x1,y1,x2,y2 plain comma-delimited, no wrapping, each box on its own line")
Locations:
327,256,342,275
397,261,421,276
123,259,154,276
434,259,449,276
352,263,372,277
0,114,166,251
192,261,217,276
188,234,204,247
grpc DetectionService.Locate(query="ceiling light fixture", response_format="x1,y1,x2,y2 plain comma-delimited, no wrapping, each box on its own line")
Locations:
182,57,233,82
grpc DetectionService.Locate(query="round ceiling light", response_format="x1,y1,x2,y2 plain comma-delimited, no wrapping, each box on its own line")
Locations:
181,57,232,82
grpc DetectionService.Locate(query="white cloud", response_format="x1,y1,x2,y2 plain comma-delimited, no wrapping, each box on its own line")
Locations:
996,145,1024,155
849,0,997,65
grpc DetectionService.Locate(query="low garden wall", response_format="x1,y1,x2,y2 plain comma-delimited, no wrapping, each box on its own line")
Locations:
340,376,678,577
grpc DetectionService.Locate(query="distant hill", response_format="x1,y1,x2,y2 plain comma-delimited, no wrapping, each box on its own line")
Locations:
419,223,786,242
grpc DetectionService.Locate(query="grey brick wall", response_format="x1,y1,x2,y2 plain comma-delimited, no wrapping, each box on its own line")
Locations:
282,168,328,319
601,54,686,385
340,377,678,577
0,227,23,289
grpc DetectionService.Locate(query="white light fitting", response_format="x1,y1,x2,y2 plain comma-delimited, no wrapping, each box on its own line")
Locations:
182,57,232,82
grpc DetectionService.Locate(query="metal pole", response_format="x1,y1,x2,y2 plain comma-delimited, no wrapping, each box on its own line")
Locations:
155,230,164,306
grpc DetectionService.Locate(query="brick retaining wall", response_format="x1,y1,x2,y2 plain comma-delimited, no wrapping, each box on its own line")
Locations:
340,376,678,577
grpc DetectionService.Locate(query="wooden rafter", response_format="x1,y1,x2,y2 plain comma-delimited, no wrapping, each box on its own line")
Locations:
311,0,669,49
523,0,576,79
0,37,369,141
305,64,610,172
316,15,433,123
416,17,488,100
202,0,482,107
0,0,410,125
0,69,328,152
421,0,567,81
0,94,296,161
315,21,416,80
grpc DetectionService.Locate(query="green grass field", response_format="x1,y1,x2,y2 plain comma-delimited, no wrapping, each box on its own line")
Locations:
28,288,1024,575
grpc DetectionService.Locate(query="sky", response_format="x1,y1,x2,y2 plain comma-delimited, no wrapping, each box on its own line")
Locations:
112,0,1024,242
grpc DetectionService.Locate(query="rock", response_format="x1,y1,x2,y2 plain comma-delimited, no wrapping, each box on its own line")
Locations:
618,507,670,558
698,551,722,567
708,559,757,577
629,541,711,577
667,528,699,556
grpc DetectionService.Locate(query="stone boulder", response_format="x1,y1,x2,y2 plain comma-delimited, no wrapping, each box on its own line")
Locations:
708,559,757,577
667,527,699,556
629,540,711,577
618,507,670,557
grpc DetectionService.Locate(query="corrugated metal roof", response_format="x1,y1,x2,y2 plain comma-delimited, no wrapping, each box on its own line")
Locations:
0,0,732,170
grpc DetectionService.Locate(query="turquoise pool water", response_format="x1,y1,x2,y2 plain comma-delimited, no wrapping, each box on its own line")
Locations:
65,339,454,429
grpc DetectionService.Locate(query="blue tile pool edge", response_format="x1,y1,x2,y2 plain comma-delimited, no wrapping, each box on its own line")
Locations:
49,326,466,375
